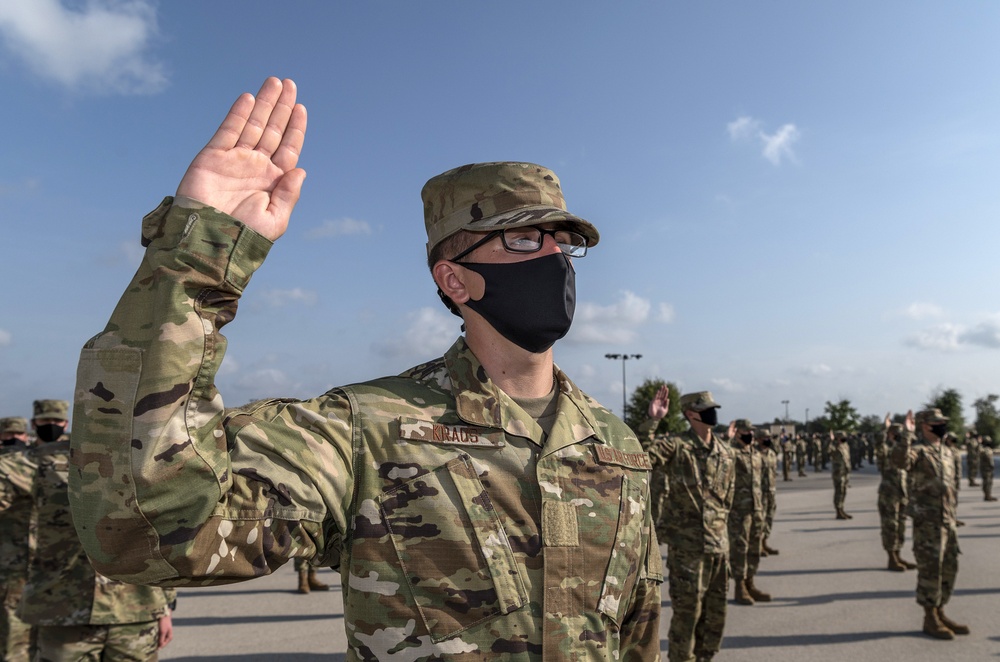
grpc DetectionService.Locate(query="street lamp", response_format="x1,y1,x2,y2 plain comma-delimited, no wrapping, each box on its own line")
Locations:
781,400,790,422
605,353,642,418
805,408,809,428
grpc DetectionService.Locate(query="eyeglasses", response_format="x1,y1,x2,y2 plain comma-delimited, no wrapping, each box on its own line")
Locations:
449,226,588,262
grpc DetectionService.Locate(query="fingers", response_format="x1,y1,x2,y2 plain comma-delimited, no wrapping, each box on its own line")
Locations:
272,103,307,172
233,78,292,151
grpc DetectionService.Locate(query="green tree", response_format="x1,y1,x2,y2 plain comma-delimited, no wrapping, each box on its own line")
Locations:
824,399,860,432
858,414,882,436
925,387,965,435
973,394,1000,440
624,378,684,439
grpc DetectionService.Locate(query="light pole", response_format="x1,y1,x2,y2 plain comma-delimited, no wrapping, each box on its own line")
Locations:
805,408,809,429
781,400,790,422
605,353,642,418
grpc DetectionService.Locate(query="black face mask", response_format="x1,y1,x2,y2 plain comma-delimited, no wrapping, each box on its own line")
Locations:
2,438,17,447
35,424,65,443
740,433,753,444
698,408,718,426
930,423,948,439
760,438,772,447
460,252,576,353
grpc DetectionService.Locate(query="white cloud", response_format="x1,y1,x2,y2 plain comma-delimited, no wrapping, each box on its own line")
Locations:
727,115,800,166
257,288,318,307
236,368,290,392
711,377,744,393
373,307,458,360
0,329,11,346
958,319,1000,348
899,302,945,320
0,0,166,94
802,363,833,377
568,291,654,346
905,324,961,351
658,303,676,323
306,217,373,239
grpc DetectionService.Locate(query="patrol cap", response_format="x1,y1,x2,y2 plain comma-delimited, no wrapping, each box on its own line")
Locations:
915,408,948,424
734,418,753,429
887,423,903,436
422,161,600,256
0,417,28,434
679,391,720,412
33,399,69,421
757,427,772,438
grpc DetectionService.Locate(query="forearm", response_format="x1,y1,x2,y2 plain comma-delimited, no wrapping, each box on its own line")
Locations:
71,198,272,583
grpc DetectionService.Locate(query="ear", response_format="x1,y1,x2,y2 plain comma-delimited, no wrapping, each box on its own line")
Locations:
432,260,475,306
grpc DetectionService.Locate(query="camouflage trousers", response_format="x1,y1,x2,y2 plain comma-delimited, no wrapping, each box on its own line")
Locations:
666,549,728,662
981,464,994,498
876,488,907,552
1,580,33,662
912,524,960,608
36,621,160,662
967,452,979,480
727,510,762,580
832,474,849,510
650,470,670,541
762,493,776,539
796,450,806,474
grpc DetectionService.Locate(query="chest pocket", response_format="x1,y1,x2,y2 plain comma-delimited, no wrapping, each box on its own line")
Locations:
379,454,527,642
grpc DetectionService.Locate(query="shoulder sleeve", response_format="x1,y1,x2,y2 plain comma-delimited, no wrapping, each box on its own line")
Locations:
71,199,353,585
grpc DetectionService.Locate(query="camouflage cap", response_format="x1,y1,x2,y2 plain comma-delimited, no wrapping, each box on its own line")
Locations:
679,391,720,412
915,408,948,424
757,428,772,438
0,416,28,434
422,162,600,256
32,399,69,421
734,418,753,429
887,423,904,436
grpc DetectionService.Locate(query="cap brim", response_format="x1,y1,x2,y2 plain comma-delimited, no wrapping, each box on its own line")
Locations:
463,205,600,247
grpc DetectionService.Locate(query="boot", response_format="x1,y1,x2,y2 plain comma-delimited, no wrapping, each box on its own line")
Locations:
307,567,330,591
842,509,853,519
956,519,966,527
798,470,807,477
836,508,849,520
936,607,969,635
969,479,979,487
922,606,954,640
898,553,917,570
985,487,997,502
762,539,779,555
734,579,755,605
886,550,906,572
745,576,771,602
297,568,310,594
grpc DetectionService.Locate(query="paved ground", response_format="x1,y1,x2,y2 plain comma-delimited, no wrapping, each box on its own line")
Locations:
161,460,1000,661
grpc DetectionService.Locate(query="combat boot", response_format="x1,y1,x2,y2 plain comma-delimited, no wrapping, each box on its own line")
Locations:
307,567,330,591
842,509,853,519
835,508,849,520
969,478,979,487
898,553,917,570
886,550,905,572
734,580,755,605
297,569,310,594
936,608,969,635
745,576,771,602
985,487,997,502
762,539,779,555
922,606,954,640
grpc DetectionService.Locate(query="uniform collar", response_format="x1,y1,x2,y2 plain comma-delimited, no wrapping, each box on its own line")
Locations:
444,337,606,453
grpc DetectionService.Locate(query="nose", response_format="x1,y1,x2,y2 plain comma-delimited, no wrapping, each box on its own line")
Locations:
540,232,563,256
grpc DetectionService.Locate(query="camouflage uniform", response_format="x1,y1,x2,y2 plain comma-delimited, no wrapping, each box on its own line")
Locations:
831,435,852,518
979,437,995,501
0,432,173,661
876,427,913,570
795,435,807,477
965,434,979,486
726,424,763,604
642,392,735,662
891,410,966,639
0,417,33,662
70,185,663,660
758,439,778,553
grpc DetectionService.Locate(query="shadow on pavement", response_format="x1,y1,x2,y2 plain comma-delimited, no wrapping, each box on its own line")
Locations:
718,629,924,649
173,613,344,627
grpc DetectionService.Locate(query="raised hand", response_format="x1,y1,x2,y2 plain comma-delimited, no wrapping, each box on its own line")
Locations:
904,410,915,433
648,385,670,420
176,77,307,241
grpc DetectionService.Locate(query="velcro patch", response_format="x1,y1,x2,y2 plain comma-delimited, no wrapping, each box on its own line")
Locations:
593,445,652,471
398,419,503,447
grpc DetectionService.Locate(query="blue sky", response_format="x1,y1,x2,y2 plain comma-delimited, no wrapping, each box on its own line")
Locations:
2,1,999,427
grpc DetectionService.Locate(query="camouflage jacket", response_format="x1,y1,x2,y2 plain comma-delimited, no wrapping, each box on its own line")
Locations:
642,424,735,555
891,434,957,528
875,439,907,499
0,443,35,583
760,446,777,497
728,438,762,514
831,442,851,478
979,445,994,475
0,441,172,625
71,198,662,661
